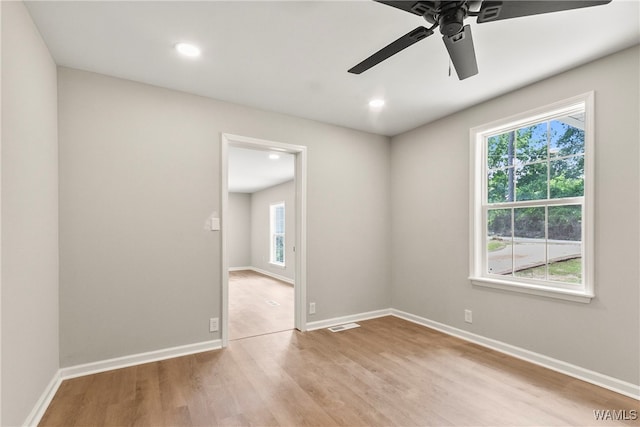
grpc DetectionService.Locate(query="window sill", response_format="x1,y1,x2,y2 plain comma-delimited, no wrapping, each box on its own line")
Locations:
469,276,594,303
269,262,286,269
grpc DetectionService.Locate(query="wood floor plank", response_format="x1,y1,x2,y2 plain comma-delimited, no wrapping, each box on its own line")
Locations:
40,316,639,427
277,341,399,426
234,339,338,427
132,363,164,427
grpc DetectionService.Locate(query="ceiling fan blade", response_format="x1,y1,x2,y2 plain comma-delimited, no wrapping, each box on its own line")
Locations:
477,0,612,23
442,24,478,80
348,26,433,74
374,1,437,17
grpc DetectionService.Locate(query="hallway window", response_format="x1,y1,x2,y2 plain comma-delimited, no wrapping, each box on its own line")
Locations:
270,202,285,266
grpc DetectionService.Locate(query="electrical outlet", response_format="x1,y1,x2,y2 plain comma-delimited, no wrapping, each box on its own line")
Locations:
309,302,316,315
464,309,472,324
209,317,219,332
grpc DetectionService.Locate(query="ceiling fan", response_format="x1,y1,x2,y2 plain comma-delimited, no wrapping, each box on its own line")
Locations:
348,1,612,80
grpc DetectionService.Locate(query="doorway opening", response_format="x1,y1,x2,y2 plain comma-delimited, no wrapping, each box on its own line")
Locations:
221,134,307,347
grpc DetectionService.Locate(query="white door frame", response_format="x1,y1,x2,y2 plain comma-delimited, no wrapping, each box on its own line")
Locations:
220,133,307,347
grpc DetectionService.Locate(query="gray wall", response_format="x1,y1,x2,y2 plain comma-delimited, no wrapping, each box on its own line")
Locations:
1,2,60,425
390,46,639,385
58,67,391,367
251,180,295,281
228,192,251,268
7,12,636,419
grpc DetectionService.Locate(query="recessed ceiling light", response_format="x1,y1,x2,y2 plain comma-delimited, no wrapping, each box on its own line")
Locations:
369,99,385,108
268,153,280,160
175,42,201,58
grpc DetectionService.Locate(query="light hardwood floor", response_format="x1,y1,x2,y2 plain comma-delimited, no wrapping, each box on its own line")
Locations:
228,270,294,340
39,316,639,427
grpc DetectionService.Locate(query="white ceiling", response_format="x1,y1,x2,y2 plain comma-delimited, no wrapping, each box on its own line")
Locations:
25,1,639,137
229,146,295,193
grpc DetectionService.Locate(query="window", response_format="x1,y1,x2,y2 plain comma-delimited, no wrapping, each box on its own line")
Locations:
270,202,285,266
470,93,594,302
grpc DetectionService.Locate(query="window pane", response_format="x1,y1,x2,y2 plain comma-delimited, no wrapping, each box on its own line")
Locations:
514,207,545,238
550,114,585,158
487,133,514,170
515,162,547,201
270,203,285,265
274,235,284,263
548,205,581,241
488,208,512,237
550,156,584,199
547,205,582,283
547,257,582,284
487,168,515,203
517,123,548,164
513,207,546,279
487,209,512,275
476,97,590,296
275,205,285,233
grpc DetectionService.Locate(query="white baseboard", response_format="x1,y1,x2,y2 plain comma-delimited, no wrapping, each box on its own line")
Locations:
25,308,639,426
236,266,295,285
306,308,392,331
26,339,222,426
391,309,640,400
23,371,62,427
59,339,222,380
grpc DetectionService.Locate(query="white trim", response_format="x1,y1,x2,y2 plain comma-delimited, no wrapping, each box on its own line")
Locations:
470,277,593,303
582,91,595,298
306,309,392,331
470,93,591,137
59,339,222,380
294,143,308,332
221,136,230,347
22,372,62,427
391,309,640,400
0,1,3,417
25,340,221,426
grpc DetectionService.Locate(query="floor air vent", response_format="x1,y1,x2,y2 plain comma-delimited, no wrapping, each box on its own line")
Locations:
328,322,360,332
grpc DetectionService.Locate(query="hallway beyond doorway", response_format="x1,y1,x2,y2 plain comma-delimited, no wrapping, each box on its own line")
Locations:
229,270,294,340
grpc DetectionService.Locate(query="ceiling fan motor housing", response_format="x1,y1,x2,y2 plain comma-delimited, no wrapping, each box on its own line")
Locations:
437,1,469,36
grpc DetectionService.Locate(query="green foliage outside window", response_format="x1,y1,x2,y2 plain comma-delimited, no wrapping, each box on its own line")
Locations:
487,116,584,241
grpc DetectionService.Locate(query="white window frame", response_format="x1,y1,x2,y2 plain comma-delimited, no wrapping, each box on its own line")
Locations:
269,201,285,267
469,92,594,303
